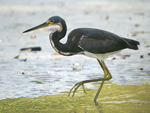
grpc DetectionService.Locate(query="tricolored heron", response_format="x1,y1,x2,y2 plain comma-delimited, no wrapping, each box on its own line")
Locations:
23,16,140,102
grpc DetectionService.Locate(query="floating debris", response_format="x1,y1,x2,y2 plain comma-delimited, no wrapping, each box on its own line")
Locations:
140,67,143,70
20,47,41,52
30,73,35,77
31,35,36,39
122,55,130,59
21,49,31,52
140,55,144,58
14,47,42,59
129,17,132,20
105,15,109,20
72,66,83,70
134,12,144,16
72,62,83,70
31,80,43,84
112,57,116,60
14,54,20,59
134,24,140,27
20,58,27,62
145,45,150,47
48,71,53,74
72,61,86,70
74,63,80,66
53,52,60,55
131,31,144,37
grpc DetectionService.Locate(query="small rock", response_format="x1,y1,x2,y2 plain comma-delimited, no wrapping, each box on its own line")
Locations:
135,24,140,27
129,17,132,20
140,55,144,58
31,35,36,39
134,12,144,16
20,58,27,62
30,73,35,77
105,15,109,20
22,72,24,75
72,66,83,70
140,67,143,70
112,57,116,60
74,63,80,66
14,54,20,59
131,31,145,37
53,52,60,55
20,47,41,52
48,71,53,74
148,53,150,55
122,55,130,59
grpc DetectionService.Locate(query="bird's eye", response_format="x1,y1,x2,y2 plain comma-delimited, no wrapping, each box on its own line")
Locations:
46,20,54,24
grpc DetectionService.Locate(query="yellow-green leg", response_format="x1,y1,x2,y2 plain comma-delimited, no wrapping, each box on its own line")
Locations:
68,59,112,102
93,59,112,102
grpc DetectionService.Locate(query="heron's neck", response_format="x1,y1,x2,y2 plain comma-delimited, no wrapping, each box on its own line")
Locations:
49,21,74,56
54,20,67,40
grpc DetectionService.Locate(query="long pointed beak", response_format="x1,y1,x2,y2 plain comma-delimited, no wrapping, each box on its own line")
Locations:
23,22,49,33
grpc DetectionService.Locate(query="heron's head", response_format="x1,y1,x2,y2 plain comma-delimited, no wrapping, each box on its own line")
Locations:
23,16,64,33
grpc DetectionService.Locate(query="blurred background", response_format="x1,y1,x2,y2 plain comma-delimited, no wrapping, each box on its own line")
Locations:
0,0,150,100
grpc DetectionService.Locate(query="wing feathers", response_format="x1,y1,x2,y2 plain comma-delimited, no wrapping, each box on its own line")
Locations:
78,36,126,53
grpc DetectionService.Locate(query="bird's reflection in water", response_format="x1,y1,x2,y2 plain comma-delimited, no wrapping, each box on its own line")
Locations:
67,101,103,113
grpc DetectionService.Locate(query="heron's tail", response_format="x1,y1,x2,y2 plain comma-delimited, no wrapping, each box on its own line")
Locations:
122,38,140,50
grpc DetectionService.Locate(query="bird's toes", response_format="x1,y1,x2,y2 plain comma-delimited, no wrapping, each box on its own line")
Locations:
72,82,84,96
68,81,85,97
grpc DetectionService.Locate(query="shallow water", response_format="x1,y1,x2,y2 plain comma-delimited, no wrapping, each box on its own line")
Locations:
0,51,150,100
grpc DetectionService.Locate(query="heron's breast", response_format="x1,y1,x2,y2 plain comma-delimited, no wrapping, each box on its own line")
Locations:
83,50,121,60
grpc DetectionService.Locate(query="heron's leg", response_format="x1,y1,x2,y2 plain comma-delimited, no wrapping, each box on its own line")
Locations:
97,59,108,77
93,59,112,102
102,60,112,78
82,84,86,94
68,59,112,98
68,81,85,97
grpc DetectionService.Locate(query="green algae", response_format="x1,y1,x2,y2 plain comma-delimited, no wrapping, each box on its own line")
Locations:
0,82,150,113
31,80,43,84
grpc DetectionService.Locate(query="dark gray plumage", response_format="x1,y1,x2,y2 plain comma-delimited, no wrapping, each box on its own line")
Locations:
66,28,139,54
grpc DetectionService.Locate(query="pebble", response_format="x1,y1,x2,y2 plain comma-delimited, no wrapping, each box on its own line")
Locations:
140,67,143,70
122,55,130,59
53,52,60,55
31,35,36,39
140,55,144,58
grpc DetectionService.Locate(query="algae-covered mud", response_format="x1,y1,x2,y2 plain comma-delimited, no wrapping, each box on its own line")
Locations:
1,0,150,100
0,82,150,113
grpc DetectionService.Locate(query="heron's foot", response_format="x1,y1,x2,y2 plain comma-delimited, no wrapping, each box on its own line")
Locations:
68,81,86,97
